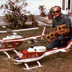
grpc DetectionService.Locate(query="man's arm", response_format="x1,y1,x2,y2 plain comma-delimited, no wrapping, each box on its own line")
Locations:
56,27,70,35
52,19,56,28
65,27,70,34
56,17,71,35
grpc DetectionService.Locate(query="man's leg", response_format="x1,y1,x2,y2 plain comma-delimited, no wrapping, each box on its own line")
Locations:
46,38,61,50
57,36,67,47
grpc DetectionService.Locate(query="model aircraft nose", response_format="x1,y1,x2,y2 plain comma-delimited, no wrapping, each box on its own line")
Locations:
13,56,20,60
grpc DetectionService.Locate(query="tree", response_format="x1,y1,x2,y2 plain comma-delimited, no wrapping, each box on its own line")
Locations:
0,0,30,28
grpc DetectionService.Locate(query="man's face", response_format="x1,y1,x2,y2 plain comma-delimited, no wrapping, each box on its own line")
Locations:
52,7,61,17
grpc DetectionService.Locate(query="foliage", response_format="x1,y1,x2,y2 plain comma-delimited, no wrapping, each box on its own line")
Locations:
0,0,30,29
32,20,38,27
48,7,53,15
29,14,34,17
29,14,34,21
38,5,46,13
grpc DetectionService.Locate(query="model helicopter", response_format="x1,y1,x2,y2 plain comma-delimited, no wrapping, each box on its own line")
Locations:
13,38,72,70
0,26,46,59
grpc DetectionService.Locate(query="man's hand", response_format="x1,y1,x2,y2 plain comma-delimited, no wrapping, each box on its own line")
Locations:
56,29,62,35
53,28,61,35
47,39,51,43
56,27,70,35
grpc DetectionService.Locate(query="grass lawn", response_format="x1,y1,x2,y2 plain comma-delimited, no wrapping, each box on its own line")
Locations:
0,26,72,72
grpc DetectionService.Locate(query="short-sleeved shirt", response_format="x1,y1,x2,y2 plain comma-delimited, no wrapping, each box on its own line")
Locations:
52,13,71,28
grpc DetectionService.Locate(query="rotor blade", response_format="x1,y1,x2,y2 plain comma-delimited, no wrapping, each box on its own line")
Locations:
12,27,39,32
0,31,7,33
0,27,39,33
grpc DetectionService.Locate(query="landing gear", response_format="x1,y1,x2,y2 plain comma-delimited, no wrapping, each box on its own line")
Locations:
3,50,18,60
3,51,11,60
23,61,43,70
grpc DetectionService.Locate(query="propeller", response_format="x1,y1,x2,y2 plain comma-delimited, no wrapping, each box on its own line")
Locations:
23,39,46,48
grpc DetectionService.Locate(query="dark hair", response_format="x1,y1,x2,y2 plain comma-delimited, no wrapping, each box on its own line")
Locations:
52,6,61,11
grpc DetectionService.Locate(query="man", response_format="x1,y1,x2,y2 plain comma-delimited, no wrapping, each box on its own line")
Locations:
47,6,71,52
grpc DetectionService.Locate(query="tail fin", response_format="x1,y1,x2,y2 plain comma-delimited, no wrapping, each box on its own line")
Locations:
41,27,46,36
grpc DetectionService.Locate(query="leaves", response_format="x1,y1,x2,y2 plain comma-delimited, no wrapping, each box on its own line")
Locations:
1,5,3,8
38,5,46,13
0,0,30,28
5,4,8,9
48,7,53,15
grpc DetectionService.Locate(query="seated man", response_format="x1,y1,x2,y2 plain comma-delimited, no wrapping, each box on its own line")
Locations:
46,6,71,51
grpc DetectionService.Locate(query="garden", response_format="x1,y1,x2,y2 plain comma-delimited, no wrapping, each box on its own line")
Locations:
0,0,72,72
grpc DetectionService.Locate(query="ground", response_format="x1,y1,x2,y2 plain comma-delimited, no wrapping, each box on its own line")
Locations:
0,26,72,72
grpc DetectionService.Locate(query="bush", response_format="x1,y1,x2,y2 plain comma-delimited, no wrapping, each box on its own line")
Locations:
0,0,30,29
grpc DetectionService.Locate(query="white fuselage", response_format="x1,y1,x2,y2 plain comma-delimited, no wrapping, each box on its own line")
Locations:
13,41,72,63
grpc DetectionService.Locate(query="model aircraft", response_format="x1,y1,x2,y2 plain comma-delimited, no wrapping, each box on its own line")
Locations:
0,27,46,59
13,39,72,70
